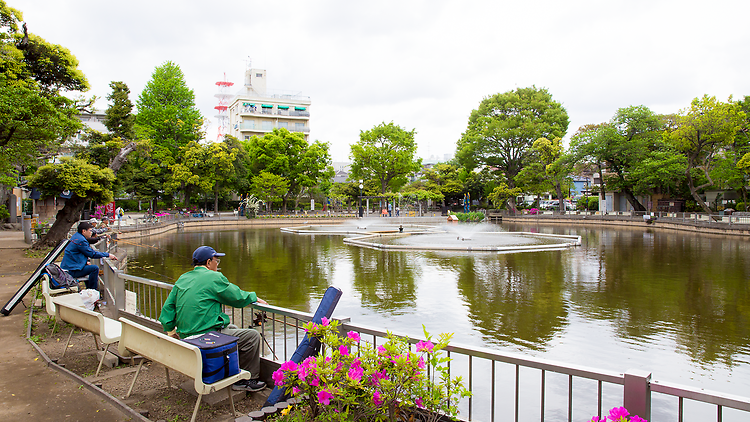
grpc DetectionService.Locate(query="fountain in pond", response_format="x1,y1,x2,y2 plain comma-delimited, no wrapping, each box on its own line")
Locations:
281,220,580,253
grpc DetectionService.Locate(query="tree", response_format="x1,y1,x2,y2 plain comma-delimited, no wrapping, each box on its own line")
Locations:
136,61,203,204
422,163,463,207
104,81,135,139
665,95,745,213
244,128,332,212
165,141,213,207
526,137,572,212
350,122,422,195
570,106,665,211
251,171,289,212
456,87,569,211
0,1,88,192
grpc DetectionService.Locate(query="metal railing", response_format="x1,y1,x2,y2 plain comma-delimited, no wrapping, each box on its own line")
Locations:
502,209,750,228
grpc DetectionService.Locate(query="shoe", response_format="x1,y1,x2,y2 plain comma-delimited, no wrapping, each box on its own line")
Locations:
232,379,266,392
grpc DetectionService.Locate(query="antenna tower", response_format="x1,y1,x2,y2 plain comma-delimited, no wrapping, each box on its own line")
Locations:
214,73,234,141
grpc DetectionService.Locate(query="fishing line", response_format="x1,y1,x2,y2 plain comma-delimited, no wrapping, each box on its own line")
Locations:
115,238,187,258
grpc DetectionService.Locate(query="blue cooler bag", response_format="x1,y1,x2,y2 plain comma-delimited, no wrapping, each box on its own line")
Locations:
183,331,240,384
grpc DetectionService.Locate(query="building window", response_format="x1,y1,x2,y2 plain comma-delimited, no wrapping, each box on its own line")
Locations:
244,136,250,140
262,121,273,130
295,122,305,131
278,122,288,129
256,73,263,78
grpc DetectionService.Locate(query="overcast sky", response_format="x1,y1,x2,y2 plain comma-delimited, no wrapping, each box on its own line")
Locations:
20,0,750,162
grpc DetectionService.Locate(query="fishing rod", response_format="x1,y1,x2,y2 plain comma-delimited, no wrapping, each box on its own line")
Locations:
115,238,186,258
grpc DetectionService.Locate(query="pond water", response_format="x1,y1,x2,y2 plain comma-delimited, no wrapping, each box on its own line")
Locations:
122,222,750,421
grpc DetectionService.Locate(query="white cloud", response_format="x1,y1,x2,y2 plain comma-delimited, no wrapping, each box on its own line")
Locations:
19,0,750,161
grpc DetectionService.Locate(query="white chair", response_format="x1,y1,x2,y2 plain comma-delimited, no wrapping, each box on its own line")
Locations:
41,273,84,333
54,298,122,377
118,317,251,422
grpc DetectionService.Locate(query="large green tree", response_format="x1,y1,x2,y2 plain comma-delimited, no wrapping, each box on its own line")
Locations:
0,1,88,192
570,106,666,211
136,61,203,204
665,95,745,213
456,86,569,210
349,122,422,195
244,128,332,212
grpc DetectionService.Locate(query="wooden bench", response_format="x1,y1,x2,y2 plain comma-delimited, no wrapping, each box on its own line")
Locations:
117,317,251,422
41,273,84,334
54,298,122,377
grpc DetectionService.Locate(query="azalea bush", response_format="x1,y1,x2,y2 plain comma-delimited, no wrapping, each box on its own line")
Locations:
271,318,471,422
590,406,647,422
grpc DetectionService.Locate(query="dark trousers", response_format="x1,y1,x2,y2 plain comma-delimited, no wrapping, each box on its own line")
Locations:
67,265,99,290
220,326,262,378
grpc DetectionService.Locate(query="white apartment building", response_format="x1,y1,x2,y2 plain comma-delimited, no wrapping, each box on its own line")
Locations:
228,68,311,141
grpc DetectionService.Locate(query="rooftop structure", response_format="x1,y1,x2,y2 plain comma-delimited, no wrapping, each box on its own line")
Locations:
228,67,311,141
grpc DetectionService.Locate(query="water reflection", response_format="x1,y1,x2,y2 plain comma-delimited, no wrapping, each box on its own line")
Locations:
123,224,750,401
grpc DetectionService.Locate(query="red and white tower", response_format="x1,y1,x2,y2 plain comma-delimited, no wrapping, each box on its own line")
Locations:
214,73,234,141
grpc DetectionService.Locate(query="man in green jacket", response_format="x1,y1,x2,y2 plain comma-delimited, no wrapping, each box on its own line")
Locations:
158,246,268,392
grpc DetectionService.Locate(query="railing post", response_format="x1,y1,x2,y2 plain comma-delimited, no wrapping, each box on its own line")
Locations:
624,369,651,421
112,269,126,318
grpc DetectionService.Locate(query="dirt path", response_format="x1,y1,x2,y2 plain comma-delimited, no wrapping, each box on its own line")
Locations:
0,231,267,421
0,244,131,421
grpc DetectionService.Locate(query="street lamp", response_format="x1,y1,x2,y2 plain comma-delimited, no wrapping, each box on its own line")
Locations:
358,180,364,217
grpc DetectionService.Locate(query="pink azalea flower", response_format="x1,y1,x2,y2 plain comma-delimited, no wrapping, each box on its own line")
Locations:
589,418,603,422
373,390,383,406
279,361,298,372
347,331,361,342
418,356,426,370
339,345,349,356
416,340,434,352
309,376,320,386
377,345,388,355
415,397,425,408
272,369,284,386
336,362,344,372
317,389,334,405
348,365,364,382
630,416,648,422
608,407,629,421
321,317,330,326
292,386,301,395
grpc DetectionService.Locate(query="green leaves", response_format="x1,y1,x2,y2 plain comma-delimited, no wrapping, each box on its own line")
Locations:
350,122,422,195
28,157,115,204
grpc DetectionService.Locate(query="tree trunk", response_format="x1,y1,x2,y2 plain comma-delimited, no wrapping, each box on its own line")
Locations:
32,141,137,249
32,196,86,248
214,190,219,214
686,168,712,213
555,182,564,213
622,189,647,212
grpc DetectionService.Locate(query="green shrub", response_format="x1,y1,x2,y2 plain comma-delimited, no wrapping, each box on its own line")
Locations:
453,212,485,222
735,202,746,211
0,204,9,220
587,196,599,211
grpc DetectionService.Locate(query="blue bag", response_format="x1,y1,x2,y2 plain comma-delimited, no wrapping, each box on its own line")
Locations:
183,331,240,384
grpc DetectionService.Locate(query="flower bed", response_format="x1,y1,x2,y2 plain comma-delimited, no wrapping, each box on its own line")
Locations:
269,318,470,421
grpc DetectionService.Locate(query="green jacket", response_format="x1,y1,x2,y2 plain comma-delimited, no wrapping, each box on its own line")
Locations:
158,266,257,338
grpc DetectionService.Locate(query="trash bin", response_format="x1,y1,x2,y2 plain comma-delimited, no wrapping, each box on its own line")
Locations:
82,209,90,220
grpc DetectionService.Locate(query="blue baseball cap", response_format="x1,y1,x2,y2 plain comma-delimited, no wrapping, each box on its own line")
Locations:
192,246,225,262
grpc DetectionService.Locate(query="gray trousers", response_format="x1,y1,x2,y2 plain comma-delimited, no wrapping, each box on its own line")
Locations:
220,325,261,378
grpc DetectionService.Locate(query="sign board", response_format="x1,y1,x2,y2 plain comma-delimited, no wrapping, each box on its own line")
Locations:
105,202,115,220
125,290,137,314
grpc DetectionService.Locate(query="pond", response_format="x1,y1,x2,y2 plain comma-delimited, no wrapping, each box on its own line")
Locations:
122,221,750,421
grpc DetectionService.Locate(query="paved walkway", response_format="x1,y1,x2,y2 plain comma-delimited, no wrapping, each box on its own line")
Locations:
0,230,132,421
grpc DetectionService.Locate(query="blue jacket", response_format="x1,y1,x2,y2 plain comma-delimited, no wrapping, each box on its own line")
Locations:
60,232,109,271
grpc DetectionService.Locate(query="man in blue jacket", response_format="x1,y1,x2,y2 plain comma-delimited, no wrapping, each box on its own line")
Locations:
61,221,117,290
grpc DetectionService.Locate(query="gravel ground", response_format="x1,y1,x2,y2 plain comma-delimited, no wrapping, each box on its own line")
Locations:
29,302,267,422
